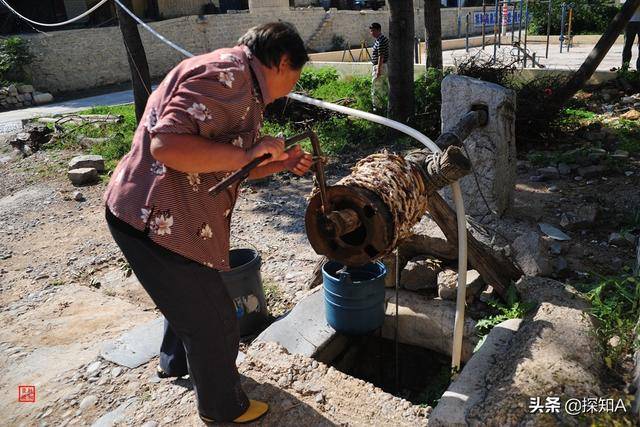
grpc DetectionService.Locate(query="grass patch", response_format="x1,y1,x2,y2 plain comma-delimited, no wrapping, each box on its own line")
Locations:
612,118,640,155
46,104,137,172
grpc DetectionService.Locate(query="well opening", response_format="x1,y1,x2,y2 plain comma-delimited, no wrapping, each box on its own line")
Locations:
315,333,453,407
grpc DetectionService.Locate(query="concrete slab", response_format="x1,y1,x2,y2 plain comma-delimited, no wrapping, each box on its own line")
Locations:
255,288,338,358
429,318,522,427
100,317,164,369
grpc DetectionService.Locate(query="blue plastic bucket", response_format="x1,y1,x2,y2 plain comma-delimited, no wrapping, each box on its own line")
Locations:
219,248,268,336
322,260,387,335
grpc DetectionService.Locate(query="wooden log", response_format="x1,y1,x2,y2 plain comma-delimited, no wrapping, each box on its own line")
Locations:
307,256,327,290
426,192,522,299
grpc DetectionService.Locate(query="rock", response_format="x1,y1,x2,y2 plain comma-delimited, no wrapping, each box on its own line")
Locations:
7,84,17,96
68,154,105,172
86,361,101,375
528,175,545,182
73,191,84,202
400,256,441,290
621,109,640,120
78,395,98,412
141,422,159,427
101,317,164,369
400,215,457,260
314,393,325,404
437,269,484,302
68,168,98,186
622,96,635,104
33,92,54,105
612,150,629,160
548,185,559,192
577,165,607,179
548,241,562,255
479,285,494,303
553,256,569,273
17,84,34,94
440,75,517,216
608,232,633,247
556,160,572,175
538,223,571,241
111,367,122,378
559,204,598,230
511,232,552,277
537,166,559,180
608,335,621,348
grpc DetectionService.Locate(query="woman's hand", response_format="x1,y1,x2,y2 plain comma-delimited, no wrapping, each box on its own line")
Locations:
249,136,289,166
282,145,313,176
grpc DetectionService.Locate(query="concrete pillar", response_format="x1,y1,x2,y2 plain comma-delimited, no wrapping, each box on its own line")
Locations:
439,74,517,217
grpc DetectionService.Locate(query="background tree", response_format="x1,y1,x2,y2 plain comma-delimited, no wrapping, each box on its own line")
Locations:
115,0,152,123
387,0,415,124
424,0,442,70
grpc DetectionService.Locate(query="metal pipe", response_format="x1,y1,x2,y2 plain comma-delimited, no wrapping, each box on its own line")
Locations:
511,2,516,44
523,0,529,67
567,6,573,52
517,0,524,62
545,0,552,58
482,0,486,50
465,12,470,52
493,0,500,60
559,2,566,53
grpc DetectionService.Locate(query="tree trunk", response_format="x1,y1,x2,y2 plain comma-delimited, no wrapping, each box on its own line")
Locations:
424,0,442,70
387,0,415,124
552,0,640,104
116,0,152,123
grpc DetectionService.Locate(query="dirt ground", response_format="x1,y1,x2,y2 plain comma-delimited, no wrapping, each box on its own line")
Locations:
0,108,638,425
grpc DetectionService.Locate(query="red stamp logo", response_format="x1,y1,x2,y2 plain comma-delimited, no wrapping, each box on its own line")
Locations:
18,385,36,403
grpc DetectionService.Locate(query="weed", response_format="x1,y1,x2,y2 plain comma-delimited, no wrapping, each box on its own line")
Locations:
576,274,640,370
474,285,534,351
50,280,65,286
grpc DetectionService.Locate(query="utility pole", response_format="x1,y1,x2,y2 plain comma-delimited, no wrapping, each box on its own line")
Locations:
115,0,152,123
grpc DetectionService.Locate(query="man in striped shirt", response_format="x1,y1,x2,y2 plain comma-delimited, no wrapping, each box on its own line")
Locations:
369,22,389,113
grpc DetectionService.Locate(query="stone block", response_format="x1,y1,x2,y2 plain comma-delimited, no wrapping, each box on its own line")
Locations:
17,84,34,93
400,256,441,291
511,231,551,277
381,290,478,361
33,92,54,105
440,75,517,216
7,84,17,96
68,154,105,172
437,268,484,301
68,167,98,186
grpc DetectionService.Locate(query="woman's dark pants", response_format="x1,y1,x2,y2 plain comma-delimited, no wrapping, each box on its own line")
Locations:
105,209,249,421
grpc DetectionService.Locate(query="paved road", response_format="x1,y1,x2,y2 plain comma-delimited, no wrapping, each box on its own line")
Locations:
440,42,625,71
0,87,141,133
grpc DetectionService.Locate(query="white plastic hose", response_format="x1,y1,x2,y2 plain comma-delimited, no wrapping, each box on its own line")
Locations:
0,0,110,27
288,93,468,372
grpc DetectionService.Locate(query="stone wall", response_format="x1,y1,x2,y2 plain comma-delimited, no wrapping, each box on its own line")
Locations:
22,6,485,94
0,84,53,111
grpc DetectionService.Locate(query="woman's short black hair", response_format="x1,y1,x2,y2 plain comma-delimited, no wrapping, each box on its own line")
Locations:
238,22,309,70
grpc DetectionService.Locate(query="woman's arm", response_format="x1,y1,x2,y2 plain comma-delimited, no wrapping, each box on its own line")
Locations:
150,133,288,174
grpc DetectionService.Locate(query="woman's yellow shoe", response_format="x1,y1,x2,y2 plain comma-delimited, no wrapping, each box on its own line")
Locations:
233,400,269,424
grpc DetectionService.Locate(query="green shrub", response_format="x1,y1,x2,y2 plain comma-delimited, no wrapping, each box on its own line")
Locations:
529,0,618,35
0,36,32,84
296,67,340,92
310,75,373,112
414,68,445,139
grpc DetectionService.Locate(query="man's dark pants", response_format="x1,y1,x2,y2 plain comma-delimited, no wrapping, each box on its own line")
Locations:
105,209,249,421
623,22,640,70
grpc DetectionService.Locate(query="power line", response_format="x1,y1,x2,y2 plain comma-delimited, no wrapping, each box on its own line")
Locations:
113,0,194,58
0,0,109,27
